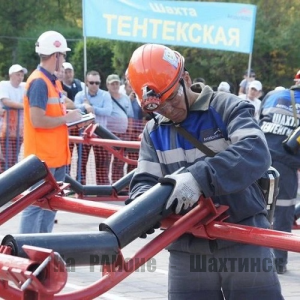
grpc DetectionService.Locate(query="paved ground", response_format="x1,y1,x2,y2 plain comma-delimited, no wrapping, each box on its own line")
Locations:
0,201,299,299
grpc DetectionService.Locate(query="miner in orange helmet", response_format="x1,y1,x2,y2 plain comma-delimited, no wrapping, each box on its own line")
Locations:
127,44,283,299
128,44,185,114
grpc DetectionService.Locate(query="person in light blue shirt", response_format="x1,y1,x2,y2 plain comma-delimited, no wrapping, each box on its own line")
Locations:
74,71,112,128
106,74,134,134
74,70,112,185
106,74,134,183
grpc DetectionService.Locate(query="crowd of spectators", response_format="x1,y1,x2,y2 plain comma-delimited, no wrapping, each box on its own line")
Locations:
0,64,295,185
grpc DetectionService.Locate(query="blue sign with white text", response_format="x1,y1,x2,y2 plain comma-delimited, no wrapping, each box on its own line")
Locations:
83,0,256,54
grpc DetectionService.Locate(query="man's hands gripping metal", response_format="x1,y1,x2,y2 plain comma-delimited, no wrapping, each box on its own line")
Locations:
159,171,202,214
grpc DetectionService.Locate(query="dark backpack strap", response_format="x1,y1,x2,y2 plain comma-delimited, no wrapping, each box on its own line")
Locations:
174,124,216,157
173,89,216,157
111,96,128,116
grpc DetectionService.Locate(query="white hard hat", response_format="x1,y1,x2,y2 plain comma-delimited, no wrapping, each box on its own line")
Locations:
35,31,71,55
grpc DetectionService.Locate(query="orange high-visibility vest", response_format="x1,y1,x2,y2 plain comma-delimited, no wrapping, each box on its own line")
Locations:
23,70,70,168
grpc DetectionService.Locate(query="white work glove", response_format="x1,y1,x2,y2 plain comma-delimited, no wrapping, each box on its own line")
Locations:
159,172,202,214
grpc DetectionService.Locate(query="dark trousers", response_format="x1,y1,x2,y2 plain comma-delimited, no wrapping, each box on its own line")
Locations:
273,205,295,267
168,244,283,300
272,161,298,267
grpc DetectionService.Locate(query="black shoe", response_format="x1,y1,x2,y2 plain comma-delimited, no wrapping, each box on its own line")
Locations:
276,265,287,274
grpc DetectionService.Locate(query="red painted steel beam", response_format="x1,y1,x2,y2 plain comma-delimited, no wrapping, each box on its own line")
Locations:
48,195,121,218
69,136,140,164
1,195,300,299
54,201,214,300
0,246,67,300
0,182,58,226
206,221,300,252
69,136,140,149
44,195,300,253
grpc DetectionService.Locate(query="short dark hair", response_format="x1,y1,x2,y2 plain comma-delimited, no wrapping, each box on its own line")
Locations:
193,77,206,84
191,82,205,93
244,69,255,77
86,70,100,77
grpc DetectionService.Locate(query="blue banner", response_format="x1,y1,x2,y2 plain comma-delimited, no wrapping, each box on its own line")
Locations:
83,0,256,54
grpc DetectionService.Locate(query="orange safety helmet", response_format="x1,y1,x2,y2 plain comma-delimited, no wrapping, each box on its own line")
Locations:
127,44,185,112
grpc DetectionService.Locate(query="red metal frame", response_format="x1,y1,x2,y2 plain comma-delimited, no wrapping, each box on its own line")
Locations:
0,246,67,300
2,188,300,299
69,123,140,166
67,126,139,201
1,135,300,298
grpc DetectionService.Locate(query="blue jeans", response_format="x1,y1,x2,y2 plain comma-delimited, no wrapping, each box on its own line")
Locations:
168,243,283,300
19,166,66,233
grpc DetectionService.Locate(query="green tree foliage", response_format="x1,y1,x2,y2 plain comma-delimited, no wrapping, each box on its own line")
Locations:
111,41,143,77
0,0,82,78
71,39,115,90
194,0,300,92
17,25,82,76
252,0,300,90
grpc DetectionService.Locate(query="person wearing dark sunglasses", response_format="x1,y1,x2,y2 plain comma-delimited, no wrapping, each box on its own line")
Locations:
74,70,112,185
126,44,283,300
88,80,100,85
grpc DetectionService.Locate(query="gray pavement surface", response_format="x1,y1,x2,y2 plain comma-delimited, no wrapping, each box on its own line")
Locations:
0,201,299,299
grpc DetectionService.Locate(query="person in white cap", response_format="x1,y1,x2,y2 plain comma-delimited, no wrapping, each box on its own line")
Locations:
217,81,231,93
62,62,85,101
19,30,82,234
239,80,262,120
0,64,28,172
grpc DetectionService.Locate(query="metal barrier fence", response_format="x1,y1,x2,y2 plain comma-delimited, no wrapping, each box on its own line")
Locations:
0,108,143,185
0,108,24,172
